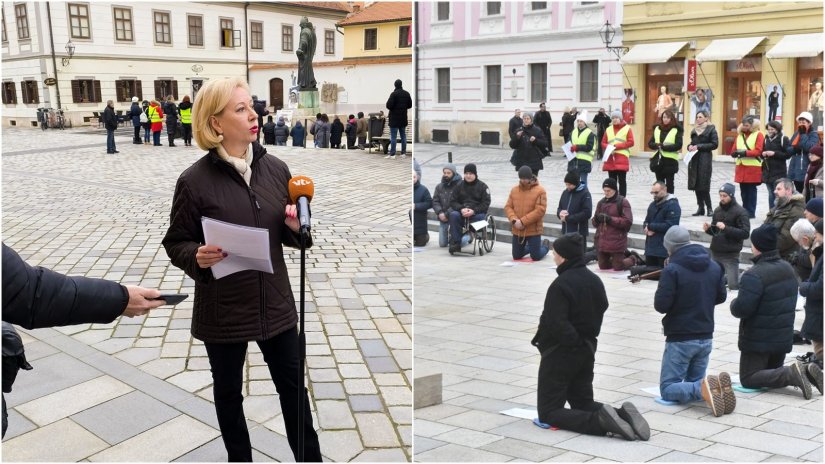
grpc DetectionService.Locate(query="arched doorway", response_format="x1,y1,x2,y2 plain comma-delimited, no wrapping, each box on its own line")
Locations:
269,78,284,111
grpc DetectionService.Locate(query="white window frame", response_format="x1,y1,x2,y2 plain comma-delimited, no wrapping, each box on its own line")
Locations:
324,28,335,55
219,17,235,49
250,20,263,50
434,2,450,22
483,64,503,105
575,58,601,105
529,62,548,104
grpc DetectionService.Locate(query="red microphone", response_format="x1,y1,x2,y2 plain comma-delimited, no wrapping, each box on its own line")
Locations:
288,176,314,232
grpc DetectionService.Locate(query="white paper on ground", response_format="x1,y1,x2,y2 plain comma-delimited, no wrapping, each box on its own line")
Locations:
640,386,661,397
500,408,538,420
562,142,575,161
201,217,274,279
603,144,616,159
683,149,698,166
500,261,516,267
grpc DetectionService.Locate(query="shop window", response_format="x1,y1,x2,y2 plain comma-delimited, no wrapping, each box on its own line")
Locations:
797,55,824,131
646,60,685,146
722,57,762,153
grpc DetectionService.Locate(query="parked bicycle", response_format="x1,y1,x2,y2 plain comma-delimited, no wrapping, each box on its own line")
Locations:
37,107,66,130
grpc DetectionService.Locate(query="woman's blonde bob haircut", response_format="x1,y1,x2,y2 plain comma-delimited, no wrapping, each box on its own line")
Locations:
192,77,250,150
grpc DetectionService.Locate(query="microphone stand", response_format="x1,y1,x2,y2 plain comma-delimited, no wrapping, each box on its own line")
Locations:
298,226,308,462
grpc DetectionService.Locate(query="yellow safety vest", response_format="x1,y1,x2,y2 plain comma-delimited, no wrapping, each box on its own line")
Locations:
179,107,191,124
735,131,762,167
654,126,679,160
148,106,161,123
606,125,631,158
572,127,595,162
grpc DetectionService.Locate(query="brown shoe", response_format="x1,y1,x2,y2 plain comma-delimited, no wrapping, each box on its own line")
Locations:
701,375,724,417
718,372,736,414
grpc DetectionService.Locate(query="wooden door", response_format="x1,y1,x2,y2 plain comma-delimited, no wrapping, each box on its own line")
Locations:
722,72,761,154
269,78,283,111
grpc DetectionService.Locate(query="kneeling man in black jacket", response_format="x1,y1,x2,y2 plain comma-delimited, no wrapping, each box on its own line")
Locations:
532,233,649,440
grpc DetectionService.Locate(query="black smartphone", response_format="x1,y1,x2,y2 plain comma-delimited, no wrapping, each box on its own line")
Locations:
148,294,189,305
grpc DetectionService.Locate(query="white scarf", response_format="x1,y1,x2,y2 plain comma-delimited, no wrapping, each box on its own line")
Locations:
217,143,254,186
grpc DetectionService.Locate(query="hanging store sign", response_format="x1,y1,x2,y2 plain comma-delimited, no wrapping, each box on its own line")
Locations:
44,78,57,86
686,60,697,92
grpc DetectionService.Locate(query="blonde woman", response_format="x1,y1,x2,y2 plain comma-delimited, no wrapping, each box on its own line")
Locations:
162,77,321,461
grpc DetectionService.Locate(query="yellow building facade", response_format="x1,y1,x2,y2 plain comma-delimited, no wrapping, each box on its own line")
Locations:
342,21,412,59
619,1,823,156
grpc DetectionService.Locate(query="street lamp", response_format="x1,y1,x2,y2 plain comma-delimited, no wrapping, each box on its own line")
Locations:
62,40,75,66
599,21,627,61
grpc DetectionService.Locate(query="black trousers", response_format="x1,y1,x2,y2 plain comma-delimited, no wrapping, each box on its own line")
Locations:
133,125,142,143
694,190,712,213
794,181,805,196
537,345,605,435
608,171,628,197
205,329,322,462
182,123,192,145
655,173,675,194
740,351,793,389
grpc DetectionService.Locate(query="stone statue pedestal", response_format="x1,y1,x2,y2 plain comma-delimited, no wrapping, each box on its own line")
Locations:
298,89,319,109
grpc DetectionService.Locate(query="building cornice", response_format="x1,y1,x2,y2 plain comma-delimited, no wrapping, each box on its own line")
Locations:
419,27,622,51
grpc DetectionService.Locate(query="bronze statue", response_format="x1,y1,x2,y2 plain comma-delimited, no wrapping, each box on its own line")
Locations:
296,17,317,90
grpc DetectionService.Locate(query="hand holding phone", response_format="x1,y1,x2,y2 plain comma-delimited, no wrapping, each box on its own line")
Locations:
147,294,189,305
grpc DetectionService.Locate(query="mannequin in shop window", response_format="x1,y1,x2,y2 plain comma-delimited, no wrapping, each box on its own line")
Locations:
656,85,673,118
808,81,824,129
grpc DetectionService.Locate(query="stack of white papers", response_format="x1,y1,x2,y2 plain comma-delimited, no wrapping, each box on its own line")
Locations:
201,217,274,279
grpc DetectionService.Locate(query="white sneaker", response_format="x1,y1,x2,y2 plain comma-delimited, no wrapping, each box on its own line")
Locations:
385,154,395,159
400,153,407,159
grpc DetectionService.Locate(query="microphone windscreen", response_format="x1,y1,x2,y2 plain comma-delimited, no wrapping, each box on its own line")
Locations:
288,176,314,203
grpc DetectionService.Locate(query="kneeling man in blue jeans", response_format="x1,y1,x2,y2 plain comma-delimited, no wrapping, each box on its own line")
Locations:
654,226,735,417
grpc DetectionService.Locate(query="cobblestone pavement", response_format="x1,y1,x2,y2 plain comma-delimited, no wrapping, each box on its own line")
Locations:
2,127,411,462
413,144,822,462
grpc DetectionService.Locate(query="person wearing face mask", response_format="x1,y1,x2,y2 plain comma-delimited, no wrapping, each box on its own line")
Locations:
761,120,791,209
432,163,463,248
601,110,634,197
731,116,765,218
804,145,823,201
413,161,433,247
643,181,682,269
505,166,550,260
509,113,549,177
162,77,322,462
687,111,719,216
569,113,596,185
448,163,491,254
703,184,750,291
788,112,821,194
648,110,682,195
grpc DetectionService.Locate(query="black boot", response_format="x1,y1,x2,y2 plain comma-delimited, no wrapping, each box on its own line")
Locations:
691,209,705,216
597,404,635,440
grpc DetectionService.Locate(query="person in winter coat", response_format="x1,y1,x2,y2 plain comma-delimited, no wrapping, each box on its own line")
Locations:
314,114,330,148
788,112,821,194
252,95,269,144
103,100,119,154
330,116,344,149
569,113,596,185
805,145,823,201
592,108,611,160
130,96,143,144
508,108,522,140
534,102,553,153
262,115,276,145
791,218,817,282
386,79,412,158
703,183,750,290
148,100,164,146
532,233,650,442
558,171,592,251
432,163,462,248
648,110,682,195
504,166,550,260
448,163,491,253
413,163,432,247
654,227,732,416
345,114,357,149
643,181,681,268
163,95,179,147
762,120,791,208
765,178,807,262
141,100,151,144
161,77,322,462
592,178,634,270
730,224,816,399
290,120,305,147
509,113,548,176
799,220,823,377
687,110,719,216
2,244,164,438
601,110,635,197
561,107,578,143
730,116,765,218
179,95,193,147
356,111,368,149
274,116,290,146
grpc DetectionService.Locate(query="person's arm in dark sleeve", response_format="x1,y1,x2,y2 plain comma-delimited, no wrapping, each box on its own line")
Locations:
162,179,215,284
648,130,659,150
802,132,821,152
545,287,581,347
415,188,433,212
697,127,719,151
567,192,592,224
654,267,676,314
649,201,681,233
799,264,823,300
2,244,127,329
730,272,762,319
480,184,491,213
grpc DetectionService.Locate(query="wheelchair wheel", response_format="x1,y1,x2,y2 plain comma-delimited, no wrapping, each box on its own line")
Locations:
483,215,496,252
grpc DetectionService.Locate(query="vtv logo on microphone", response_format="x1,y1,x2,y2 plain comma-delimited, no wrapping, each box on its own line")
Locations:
292,179,312,186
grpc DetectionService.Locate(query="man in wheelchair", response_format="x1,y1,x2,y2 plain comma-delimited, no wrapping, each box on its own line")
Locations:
448,163,492,254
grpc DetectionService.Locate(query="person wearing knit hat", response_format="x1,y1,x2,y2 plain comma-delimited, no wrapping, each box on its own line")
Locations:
799,218,823,382
648,110,682,195
601,109,635,197
569,112,596,185
805,145,823,200
558,170,592,254
687,110,719,216
731,223,815,399
533,232,650,441
703,182,750,291
505,166,550,260
432,163,463,247
509,112,550,177
593,108,611,160
413,161,432,247
592,178,635,270
788,111,820,194
447,163,491,253
806,197,823,223
129,95,144,145
654,224,731,416
762,120,790,209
